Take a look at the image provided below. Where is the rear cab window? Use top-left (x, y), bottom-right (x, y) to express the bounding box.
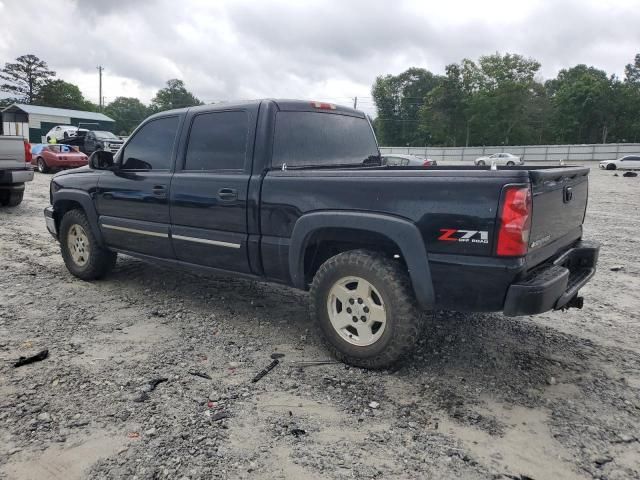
top-left (183, 111), bottom-right (249, 171)
top-left (272, 111), bottom-right (378, 168)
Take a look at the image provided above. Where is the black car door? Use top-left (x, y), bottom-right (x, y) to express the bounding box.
top-left (96, 115), bottom-right (181, 258)
top-left (170, 108), bottom-right (256, 273)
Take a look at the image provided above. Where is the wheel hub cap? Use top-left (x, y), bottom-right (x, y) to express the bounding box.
top-left (327, 276), bottom-right (387, 346)
top-left (67, 224), bottom-right (89, 267)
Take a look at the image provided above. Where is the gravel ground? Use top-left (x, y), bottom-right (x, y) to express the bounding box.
top-left (1, 167), bottom-right (639, 480)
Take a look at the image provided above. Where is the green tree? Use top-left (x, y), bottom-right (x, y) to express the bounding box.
top-left (150, 79), bottom-right (202, 112)
top-left (372, 68), bottom-right (441, 146)
top-left (105, 97), bottom-right (149, 135)
top-left (624, 53), bottom-right (640, 84)
top-left (546, 65), bottom-right (615, 143)
top-left (35, 79), bottom-right (96, 110)
top-left (0, 54), bottom-right (55, 104)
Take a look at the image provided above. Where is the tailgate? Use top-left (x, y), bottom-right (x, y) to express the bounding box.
top-left (526, 167), bottom-right (589, 266)
top-left (0, 136), bottom-right (27, 169)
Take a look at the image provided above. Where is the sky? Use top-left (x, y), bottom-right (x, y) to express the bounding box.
top-left (0, 0), bottom-right (639, 117)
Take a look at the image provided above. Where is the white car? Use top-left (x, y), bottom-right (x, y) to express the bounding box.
top-left (599, 155), bottom-right (640, 170)
top-left (381, 154), bottom-right (437, 167)
top-left (474, 153), bottom-right (523, 166)
top-left (44, 125), bottom-right (79, 142)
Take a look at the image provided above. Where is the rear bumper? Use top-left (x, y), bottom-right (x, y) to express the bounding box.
top-left (0, 168), bottom-right (34, 185)
top-left (503, 240), bottom-right (599, 316)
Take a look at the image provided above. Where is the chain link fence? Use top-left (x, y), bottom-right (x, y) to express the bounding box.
top-left (380, 143), bottom-right (640, 163)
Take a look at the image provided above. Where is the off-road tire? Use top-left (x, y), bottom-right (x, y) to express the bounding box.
top-left (60, 209), bottom-right (117, 280)
top-left (310, 249), bottom-right (422, 369)
top-left (0, 189), bottom-right (24, 206)
top-left (37, 157), bottom-right (49, 173)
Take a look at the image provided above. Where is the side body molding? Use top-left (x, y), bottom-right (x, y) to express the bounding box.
top-left (53, 189), bottom-right (104, 246)
top-left (288, 211), bottom-right (435, 308)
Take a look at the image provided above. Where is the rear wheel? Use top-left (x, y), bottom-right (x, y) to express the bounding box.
top-left (0, 189), bottom-right (24, 207)
top-left (60, 209), bottom-right (117, 280)
top-left (476, 160), bottom-right (485, 166)
top-left (37, 157), bottom-right (49, 173)
top-left (606, 163), bottom-right (616, 170)
top-left (310, 250), bottom-right (422, 369)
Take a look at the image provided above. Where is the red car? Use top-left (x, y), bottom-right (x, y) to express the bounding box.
top-left (31, 144), bottom-right (89, 173)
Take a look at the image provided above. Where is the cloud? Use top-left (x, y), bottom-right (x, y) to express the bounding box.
top-left (0, 0), bottom-right (638, 117)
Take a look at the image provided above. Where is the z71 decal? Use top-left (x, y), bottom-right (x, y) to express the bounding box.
top-left (438, 229), bottom-right (489, 244)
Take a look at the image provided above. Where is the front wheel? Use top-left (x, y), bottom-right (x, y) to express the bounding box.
top-left (506, 161), bottom-right (515, 166)
top-left (60, 209), bottom-right (117, 280)
top-left (606, 163), bottom-right (616, 170)
top-left (476, 160), bottom-right (485, 166)
top-left (310, 250), bottom-right (422, 369)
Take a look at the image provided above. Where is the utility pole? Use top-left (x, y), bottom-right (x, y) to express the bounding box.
top-left (353, 96), bottom-right (358, 109)
top-left (97, 66), bottom-right (104, 110)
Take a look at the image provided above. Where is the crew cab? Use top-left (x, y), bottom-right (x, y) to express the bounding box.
top-left (43, 100), bottom-right (600, 368)
top-left (0, 135), bottom-right (33, 206)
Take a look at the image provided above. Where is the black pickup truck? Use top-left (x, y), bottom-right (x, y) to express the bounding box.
top-left (43, 100), bottom-right (599, 368)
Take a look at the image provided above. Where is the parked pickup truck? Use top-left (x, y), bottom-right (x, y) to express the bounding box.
top-left (43, 100), bottom-right (600, 368)
top-left (63, 129), bottom-right (124, 155)
top-left (0, 135), bottom-right (33, 206)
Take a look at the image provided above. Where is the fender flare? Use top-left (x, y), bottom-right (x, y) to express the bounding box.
top-left (288, 211), bottom-right (434, 308)
top-left (53, 189), bottom-right (104, 246)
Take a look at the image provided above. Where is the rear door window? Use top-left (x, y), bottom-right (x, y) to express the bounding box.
top-left (183, 111), bottom-right (248, 171)
top-left (121, 116), bottom-right (179, 171)
top-left (272, 112), bottom-right (378, 167)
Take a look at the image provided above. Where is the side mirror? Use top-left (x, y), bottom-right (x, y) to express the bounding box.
top-left (89, 150), bottom-right (115, 170)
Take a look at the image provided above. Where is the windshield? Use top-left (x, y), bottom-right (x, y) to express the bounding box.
top-left (94, 131), bottom-right (118, 140)
top-left (272, 112), bottom-right (378, 167)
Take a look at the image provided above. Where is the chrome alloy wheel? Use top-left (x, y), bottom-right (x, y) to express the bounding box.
top-left (327, 276), bottom-right (387, 346)
top-left (67, 224), bottom-right (90, 267)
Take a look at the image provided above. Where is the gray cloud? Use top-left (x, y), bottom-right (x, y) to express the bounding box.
top-left (1, 0), bottom-right (638, 117)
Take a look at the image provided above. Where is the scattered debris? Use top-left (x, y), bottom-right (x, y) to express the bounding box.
top-left (143, 377), bottom-right (168, 392)
top-left (132, 377), bottom-right (168, 402)
top-left (127, 432), bottom-right (140, 439)
top-left (369, 401), bottom-right (380, 409)
top-left (594, 454), bottom-right (613, 467)
top-left (290, 428), bottom-right (306, 437)
top-left (623, 171), bottom-right (638, 177)
top-left (610, 265), bottom-right (624, 272)
top-left (211, 411), bottom-right (230, 422)
top-left (14, 349), bottom-right (49, 368)
top-left (612, 433), bottom-right (636, 444)
top-left (188, 369), bottom-right (212, 380)
top-left (251, 359), bottom-right (280, 383)
top-left (290, 360), bottom-right (340, 368)
top-left (270, 352), bottom-right (286, 360)
top-left (547, 376), bottom-right (557, 385)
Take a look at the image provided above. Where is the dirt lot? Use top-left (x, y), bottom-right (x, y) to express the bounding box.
top-left (1, 168), bottom-right (639, 480)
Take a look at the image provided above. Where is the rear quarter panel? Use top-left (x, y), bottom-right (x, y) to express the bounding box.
top-left (259, 169), bottom-right (530, 285)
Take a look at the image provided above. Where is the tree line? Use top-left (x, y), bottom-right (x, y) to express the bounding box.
top-left (372, 52), bottom-right (640, 146)
top-left (0, 54), bottom-right (203, 135)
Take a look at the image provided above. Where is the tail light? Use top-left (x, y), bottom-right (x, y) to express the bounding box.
top-left (496, 185), bottom-right (532, 256)
top-left (311, 101), bottom-right (336, 110)
top-left (423, 159), bottom-right (432, 167)
top-left (23, 139), bottom-right (32, 163)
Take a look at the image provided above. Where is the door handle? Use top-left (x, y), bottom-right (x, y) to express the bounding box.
top-left (218, 188), bottom-right (237, 201)
top-left (152, 185), bottom-right (167, 197)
